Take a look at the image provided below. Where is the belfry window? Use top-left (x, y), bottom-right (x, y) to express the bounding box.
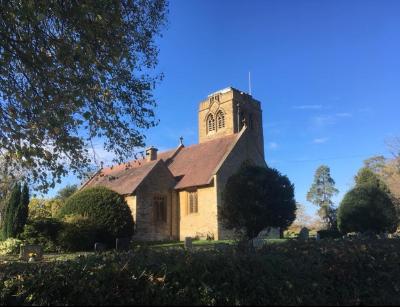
top-left (207, 114), bottom-right (215, 133)
top-left (217, 111), bottom-right (225, 129)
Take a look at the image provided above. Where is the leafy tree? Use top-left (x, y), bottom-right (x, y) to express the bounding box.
top-left (363, 155), bottom-right (387, 174)
top-left (2, 184), bottom-right (21, 239)
top-left (28, 198), bottom-right (63, 220)
top-left (0, 1), bottom-right (168, 192)
top-left (55, 184), bottom-right (78, 201)
top-left (337, 185), bottom-right (397, 234)
top-left (220, 165), bottom-right (296, 239)
top-left (14, 183), bottom-right (30, 235)
top-left (355, 167), bottom-right (389, 191)
top-left (307, 165), bottom-right (339, 230)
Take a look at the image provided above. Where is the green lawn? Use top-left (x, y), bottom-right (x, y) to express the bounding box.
top-left (135, 238), bottom-right (288, 249)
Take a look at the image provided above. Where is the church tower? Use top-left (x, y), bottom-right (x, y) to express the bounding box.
top-left (198, 87), bottom-right (264, 158)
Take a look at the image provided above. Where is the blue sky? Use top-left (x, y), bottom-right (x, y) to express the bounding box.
top-left (46, 0), bottom-right (400, 217)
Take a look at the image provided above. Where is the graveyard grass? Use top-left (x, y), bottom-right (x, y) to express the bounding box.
top-left (2, 238), bottom-right (400, 305)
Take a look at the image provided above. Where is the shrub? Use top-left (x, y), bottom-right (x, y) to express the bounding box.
top-left (57, 220), bottom-right (99, 252)
top-left (58, 187), bottom-right (134, 247)
top-left (20, 218), bottom-right (64, 252)
top-left (317, 229), bottom-right (342, 239)
top-left (221, 164), bottom-right (296, 239)
top-left (2, 240), bottom-right (400, 305)
top-left (338, 185), bottom-right (397, 234)
top-left (0, 238), bottom-right (23, 255)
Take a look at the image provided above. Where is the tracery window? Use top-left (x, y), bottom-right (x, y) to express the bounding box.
top-left (207, 114), bottom-right (215, 133)
top-left (216, 111), bottom-right (225, 129)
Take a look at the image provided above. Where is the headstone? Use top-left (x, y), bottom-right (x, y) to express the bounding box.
top-left (116, 238), bottom-right (131, 251)
top-left (94, 242), bottom-right (107, 253)
top-left (184, 237), bottom-right (192, 250)
top-left (258, 227), bottom-right (281, 239)
top-left (19, 245), bottom-right (43, 261)
top-left (214, 243), bottom-right (230, 252)
top-left (316, 232), bottom-right (320, 241)
top-left (252, 238), bottom-right (265, 250)
top-left (298, 227), bottom-right (309, 241)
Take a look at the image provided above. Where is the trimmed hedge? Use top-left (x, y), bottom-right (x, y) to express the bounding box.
top-left (58, 187), bottom-right (134, 247)
top-left (2, 239), bottom-right (400, 305)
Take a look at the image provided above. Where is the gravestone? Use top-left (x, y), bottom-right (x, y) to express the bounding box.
top-left (315, 232), bottom-right (321, 241)
top-left (298, 227), bottom-right (309, 241)
top-left (19, 245), bottom-right (43, 261)
top-left (116, 238), bottom-right (131, 251)
top-left (94, 242), bottom-right (107, 253)
top-left (184, 237), bottom-right (192, 250)
top-left (258, 227), bottom-right (281, 239)
top-left (252, 238), bottom-right (265, 250)
top-left (214, 243), bottom-right (230, 252)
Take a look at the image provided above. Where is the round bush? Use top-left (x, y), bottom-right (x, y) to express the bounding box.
top-left (337, 185), bottom-right (397, 234)
top-left (20, 218), bottom-right (64, 252)
top-left (58, 187), bottom-right (134, 247)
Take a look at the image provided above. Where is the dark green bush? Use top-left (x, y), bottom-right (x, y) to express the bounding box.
top-left (58, 187), bottom-right (134, 247)
top-left (317, 229), bottom-right (342, 239)
top-left (20, 218), bottom-right (64, 252)
top-left (57, 221), bottom-right (99, 252)
top-left (2, 240), bottom-right (400, 305)
top-left (338, 185), bottom-right (397, 234)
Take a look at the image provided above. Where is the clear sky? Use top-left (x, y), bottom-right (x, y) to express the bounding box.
top-left (46, 0), bottom-right (400, 217)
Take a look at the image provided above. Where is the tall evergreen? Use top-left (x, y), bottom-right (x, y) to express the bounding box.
top-left (307, 165), bottom-right (339, 229)
top-left (15, 183), bottom-right (29, 235)
top-left (3, 183), bottom-right (21, 238)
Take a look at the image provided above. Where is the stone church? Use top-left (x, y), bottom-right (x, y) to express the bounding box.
top-left (82, 87), bottom-right (267, 241)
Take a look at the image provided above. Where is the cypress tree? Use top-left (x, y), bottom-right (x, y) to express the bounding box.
top-left (15, 183), bottom-right (29, 235)
top-left (4, 183), bottom-right (21, 238)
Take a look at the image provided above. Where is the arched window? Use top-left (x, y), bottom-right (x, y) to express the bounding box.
top-left (207, 114), bottom-right (215, 133)
top-left (216, 111), bottom-right (225, 129)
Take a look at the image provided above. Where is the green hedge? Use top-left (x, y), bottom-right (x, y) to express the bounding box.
top-left (2, 239), bottom-right (400, 305)
top-left (20, 219), bottom-right (63, 252)
top-left (58, 187), bottom-right (134, 247)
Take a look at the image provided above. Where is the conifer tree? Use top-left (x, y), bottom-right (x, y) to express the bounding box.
top-left (3, 183), bottom-right (21, 238)
top-left (307, 165), bottom-right (339, 229)
top-left (15, 183), bottom-right (29, 235)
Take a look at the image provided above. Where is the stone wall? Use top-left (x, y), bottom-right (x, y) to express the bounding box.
top-left (132, 162), bottom-right (178, 241)
top-left (215, 129), bottom-right (267, 239)
top-left (198, 88), bottom-right (264, 156)
top-left (179, 183), bottom-right (219, 240)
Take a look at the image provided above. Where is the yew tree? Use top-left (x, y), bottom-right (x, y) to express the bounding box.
top-left (0, 0), bottom-right (168, 191)
top-left (220, 165), bottom-right (296, 239)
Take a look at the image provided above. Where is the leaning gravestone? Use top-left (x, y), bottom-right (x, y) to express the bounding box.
top-left (298, 227), bottom-right (309, 241)
top-left (20, 245), bottom-right (43, 261)
top-left (94, 242), bottom-right (107, 253)
top-left (184, 237), bottom-right (193, 250)
top-left (116, 238), bottom-right (131, 251)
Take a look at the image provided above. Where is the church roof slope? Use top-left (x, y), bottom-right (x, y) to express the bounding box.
top-left (169, 133), bottom-right (239, 189)
top-left (82, 132), bottom-right (241, 193)
top-left (83, 159), bottom-right (163, 195)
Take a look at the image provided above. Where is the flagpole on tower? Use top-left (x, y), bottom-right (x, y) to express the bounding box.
top-left (248, 71), bottom-right (252, 96)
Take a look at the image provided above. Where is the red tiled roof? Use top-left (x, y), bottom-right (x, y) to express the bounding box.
top-left (168, 134), bottom-right (238, 189)
top-left (83, 159), bottom-right (161, 195)
top-left (82, 133), bottom-right (240, 194)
